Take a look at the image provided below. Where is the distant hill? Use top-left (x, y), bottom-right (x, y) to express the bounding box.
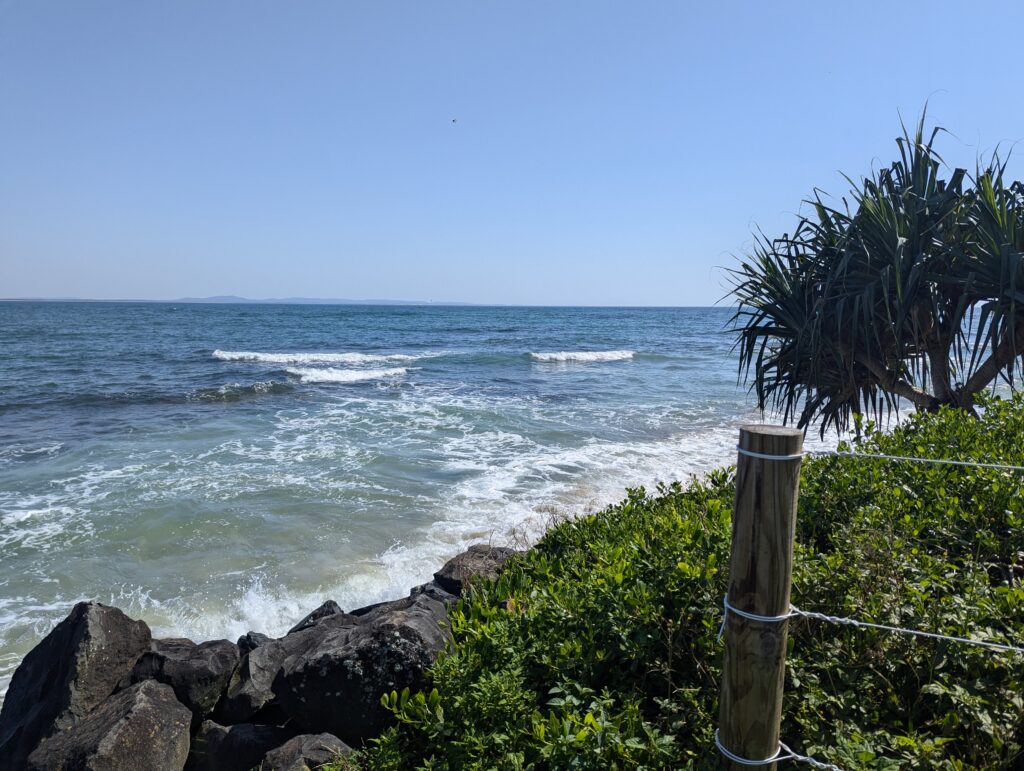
top-left (1, 296), bottom-right (475, 306)
top-left (174, 296), bottom-right (474, 305)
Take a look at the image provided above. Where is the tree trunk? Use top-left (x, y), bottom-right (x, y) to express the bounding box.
top-left (961, 324), bottom-right (1024, 403)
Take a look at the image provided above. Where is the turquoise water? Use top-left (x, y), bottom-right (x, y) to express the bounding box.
top-left (0, 302), bottom-right (794, 698)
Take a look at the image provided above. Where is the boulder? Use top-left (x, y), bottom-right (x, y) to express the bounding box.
top-left (26, 680), bottom-right (190, 771)
top-left (130, 637), bottom-right (239, 725)
top-left (0, 602), bottom-right (152, 769)
top-left (286, 600), bottom-right (351, 635)
top-left (237, 631), bottom-right (271, 656)
top-left (186, 720), bottom-right (295, 771)
top-left (262, 733), bottom-right (351, 770)
top-left (347, 597), bottom-right (401, 618)
top-left (410, 580), bottom-right (459, 606)
top-left (276, 593), bottom-right (450, 745)
top-left (432, 544), bottom-right (521, 596)
top-left (216, 614), bottom-right (358, 725)
top-left (347, 582), bottom-right (457, 623)
top-left (347, 593), bottom-right (416, 620)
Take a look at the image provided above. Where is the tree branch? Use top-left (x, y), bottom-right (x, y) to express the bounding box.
top-left (835, 342), bottom-right (939, 410)
top-left (961, 325), bottom-right (1024, 400)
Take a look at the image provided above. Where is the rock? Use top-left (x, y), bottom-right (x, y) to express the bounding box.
top-left (347, 597), bottom-right (400, 618)
top-left (410, 580), bottom-right (459, 606)
top-left (432, 544), bottom-right (521, 596)
top-left (237, 631), bottom-right (271, 656)
top-left (0, 601), bottom-right (152, 769)
top-left (262, 733), bottom-right (351, 770)
top-left (276, 593), bottom-right (450, 745)
top-left (186, 720), bottom-right (295, 771)
top-left (287, 600), bottom-right (349, 635)
top-left (348, 582), bottom-right (456, 620)
top-left (347, 593), bottom-right (416, 620)
top-left (216, 615), bottom-right (358, 725)
top-left (26, 680), bottom-right (190, 771)
top-left (130, 637), bottom-right (239, 725)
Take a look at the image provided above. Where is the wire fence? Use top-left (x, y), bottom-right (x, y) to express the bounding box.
top-left (716, 446), bottom-right (1024, 769)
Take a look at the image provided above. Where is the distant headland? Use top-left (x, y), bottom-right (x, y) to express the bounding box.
top-left (0, 296), bottom-right (477, 306)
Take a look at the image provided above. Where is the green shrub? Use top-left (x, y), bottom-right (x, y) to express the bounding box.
top-left (334, 394), bottom-right (1024, 770)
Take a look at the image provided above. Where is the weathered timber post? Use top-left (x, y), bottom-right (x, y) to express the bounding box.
top-left (718, 425), bottom-right (803, 769)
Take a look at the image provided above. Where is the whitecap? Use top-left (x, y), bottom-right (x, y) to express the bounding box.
top-left (285, 367), bottom-right (408, 384)
top-left (530, 350), bottom-right (635, 363)
top-left (213, 350), bottom-right (426, 365)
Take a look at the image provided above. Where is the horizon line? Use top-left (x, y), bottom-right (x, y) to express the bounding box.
top-left (0, 296), bottom-right (726, 309)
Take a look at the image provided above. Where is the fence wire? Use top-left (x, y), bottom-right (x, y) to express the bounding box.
top-left (719, 444), bottom-right (1023, 767)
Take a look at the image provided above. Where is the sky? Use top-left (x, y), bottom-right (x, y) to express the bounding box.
top-left (2, 1), bottom-right (1024, 306)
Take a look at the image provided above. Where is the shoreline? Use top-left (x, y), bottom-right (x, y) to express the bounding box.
top-left (0, 543), bottom-right (522, 769)
top-left (0, 422), bottom-right (841, 704)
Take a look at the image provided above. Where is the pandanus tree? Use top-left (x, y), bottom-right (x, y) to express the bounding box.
top-left (730, 113), bottom-right (1024, 435)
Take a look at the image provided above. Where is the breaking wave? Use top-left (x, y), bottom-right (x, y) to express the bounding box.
top-left (530, 350), bottom-right (635, 363)
top-left (213, 350), bottom-right (428, 365)
top-left (285, 367), bottom-right (408, 384)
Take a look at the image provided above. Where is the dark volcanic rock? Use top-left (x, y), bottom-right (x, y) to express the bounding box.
top-left (237, 631), bottom-right (271, 656)
top-left (216, 615), bottom-right (359, 725)
top-left (348, 582), bottom-right (456, 620)
top-left (0, 601), bottom-right (152, 769)
top-left (130, 637), bottom-right (239, 725)
top-left (287, 600), bottom-right (349, 635)
top-left (410, 580), bottom-right (459, 606)
top-left (262, 732), bottom-right (351, 770)
top-left (347, 597), bottom-right (399, 618)
top-left (276, 593), bottom-right (450, 745)
top-left (432, 544), bottom-right (521, 596)
top-left (186, 720), bottom-right (295, 771)
top-left (347, 593), bottom-right (416, 620)
top-left (26, 680), bottom-right (190, 771)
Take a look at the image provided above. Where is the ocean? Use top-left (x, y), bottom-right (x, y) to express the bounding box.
top-left (0, 302), bottom-right (812, 699)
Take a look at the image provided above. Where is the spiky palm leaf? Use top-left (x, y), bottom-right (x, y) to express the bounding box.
top-left (729, 112), bottom-right (1024, 435)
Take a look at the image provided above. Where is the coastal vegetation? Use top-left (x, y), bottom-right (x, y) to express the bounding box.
top-left (730, 113), bottom-right (1024, 435)
top-left (342, 393), bottom-right (1024, 769)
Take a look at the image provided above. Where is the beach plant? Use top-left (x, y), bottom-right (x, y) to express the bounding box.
top-left (327, 393), bottom-right (1024, 770)
top-left (729, 111), bottom-right (1024, 435)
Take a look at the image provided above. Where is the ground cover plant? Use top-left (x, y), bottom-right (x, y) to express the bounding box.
top-left (330, 393), bottom-right (1024, 770)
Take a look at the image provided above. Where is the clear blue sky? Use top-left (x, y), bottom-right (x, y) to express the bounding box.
top-left (2, 1), bottom-right (1023, 305)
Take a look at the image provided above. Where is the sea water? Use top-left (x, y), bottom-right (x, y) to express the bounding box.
top-left (0, 302), bottom-right (809, 699)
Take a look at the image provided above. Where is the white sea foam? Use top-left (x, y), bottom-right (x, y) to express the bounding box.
top-left (285, 367), bottom-right (408, 384)
top-left (213, 350), bottom-right (428, 365)
top-left (530, 350), bottom-right (635, 363)
top-left (0, 400), bottom-right (841, 703)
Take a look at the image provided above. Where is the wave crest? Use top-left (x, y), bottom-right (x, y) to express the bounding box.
top-left (530, 350), bottom-right (635, 363)
top-left (188, 381), bottom-right (292, 402)
top-left (213, 350), bottom-right (422, 365)
top-left (285, 367), bottom-right (408, 384)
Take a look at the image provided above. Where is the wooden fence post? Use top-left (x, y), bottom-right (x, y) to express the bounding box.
top-left (718, 425), bottom-right (804, 769)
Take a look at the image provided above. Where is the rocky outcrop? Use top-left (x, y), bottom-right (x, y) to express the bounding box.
top-left (26, 680), bottom-right (190, 771)
top-left (432, 544), bottom-right (521, 595)
top-left (348, 582), bottom-right (456, 621)
top-left (262, 733), bottom-right (351, 771)
top-left (0, 601), bottom-right (152, 769)
top-left (237, 631), bottom-right (271, 656)
top-left (186, 720), bottom-right (295, 771)
top-left (0, 543), bottom-right (512, 766)
top-left (129, 637), bottom-right (239, 726)
top-left (287, 600), bottom-right (352, 634)
top-left (410, 580), bottom-right (460, 605)
top-left (276, 593), bottom-right (450, 745)
top-left (215, 613), bottom-right (358, 725)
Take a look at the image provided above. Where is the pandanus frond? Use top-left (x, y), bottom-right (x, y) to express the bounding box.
top-left (729, 111), bottom-right (1024, 435)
